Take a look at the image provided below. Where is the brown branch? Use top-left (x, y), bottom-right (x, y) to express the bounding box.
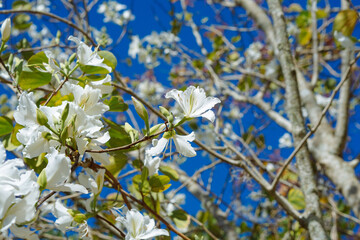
top-left (0, 9), bottom-right (96, 46)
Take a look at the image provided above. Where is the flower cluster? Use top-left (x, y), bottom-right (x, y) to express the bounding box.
top-left (97, 0), bottom-right (134, 26)
top-left (129, 32), bottom-right (180, 68)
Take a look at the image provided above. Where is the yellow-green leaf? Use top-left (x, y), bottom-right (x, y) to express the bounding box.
top-left (288, 188), bottom-right (305, 210)
top-left (149, 175), bottom-right (171, 192)
top-left (159, 166), bottom-right (179, 181)
top-left (0, 116), bottom-right (13, 136)
top-left (27, 51), bottom-right (48, 72)
top-left (104, 96), bottom-right (128, 112)
top-left (298, 27), bottom-right (312, 45)
top-left (18, 71), bottom-right (52, 90)
top-left (171, 210), bottom-right (190, 230)
top-left (333, 10), bottom-right (358, 36)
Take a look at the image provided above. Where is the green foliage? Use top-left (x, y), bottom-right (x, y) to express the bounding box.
top-left (104, 96), bottom-right (128, 112)
top-left (106, 152), bottom-right (128, 178)
top-left (159, 166), bottom-right (179, 181)
top-left (0, 116), bottom-right (13, 136)
top-left (170, 209), bottom-right (190, 230)
top-left (333, 10), bottom-right (358, 36)
top-left (149, 175), bottom-right (171, 192)
top-left (18, 71), bottom-right (52, 90)
top-left (287, 188), bottom-right (305, 211)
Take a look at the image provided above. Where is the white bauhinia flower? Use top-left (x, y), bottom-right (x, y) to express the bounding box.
top-left (42, 50), bottom-right (61, 75)
top-left (0, 144), bottom-right (39, 235)
top-left (68, 36), bottom-right (112, 72)
top-left (62, 83), bottom-right (109, 116)
top-left (334, 31), bottom-right (355, 49)
top-left (88, 74), bottom-right (113, 95)
top-left (43, 148), bottom-right (88, 193)
top-left (129, 35), bottom-right (141, 58)
top-left (78, 168), bottom-right (105, 210)
top-left (116, 209), bottom-right (169, 240)
top-left (148, 131), bottom-right (196, 157)
top-left (53, 200), bottom-right (74, 233)
top-left (165, 86), bottom-right (221, 123)
top-left (279, 133), bottom-right (293, 148)
top-left (143, 152), bottom-right (161, 176)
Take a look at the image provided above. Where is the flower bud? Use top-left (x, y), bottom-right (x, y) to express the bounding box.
top-left (1, 18), bottom-right (11, 42)
top-left (159, 106), bottom-right (170, 118)
top-left (36, 108), bottom-right (49, 126)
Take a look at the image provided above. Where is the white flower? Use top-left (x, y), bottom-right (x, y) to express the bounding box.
top-left (279, 133), bottom-right (293, 148)
top-left (1, 18), bottom-right (11, 42)
top-left (116, 209), bottom-right (169, 240)
top-left (88, 74), bottom-right (113, 95)
top-left (78, 168), bottom-right (105, 211)
top-left (245, 42), bottom-right (263, 63)
top-left (148, 131), bottom-right (196, 157)
top-left (42, 50), bottom-right (61, 75)
top-left (165, 86), bottom-right (221, 122)
top-left (53, 200), bottom-right (74, 233)
top-left (143, 152), bottom-right (161, 176)
top-left (68, 36), bottom-right (112, 72)
top-left (43, 148), bottom-right (88, 193)
top-left (62, 83), bottom-right (109, 116)
top-left (0, 146), bottom-right (39, 234)
top-left (129, 35), bottom-right (141, 59)
top-left (334, 31), bottom-right (355, 49)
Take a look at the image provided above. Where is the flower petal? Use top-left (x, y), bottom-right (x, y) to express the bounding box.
top-left (173, 132), bottom-right (196, 157)
top-left (148, 138), bottom-right (168, 156)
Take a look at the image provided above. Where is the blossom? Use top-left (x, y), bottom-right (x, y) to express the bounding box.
top-left (78, 168), bottom-right (105, 211)
top-left (129, 35), bottom-right (141, 58)
top-left (0, 144), bottom-right (39, 236)
top-left (165, 86), bottom-right (221, 122)
top-left (43, 148), bottom-right (88, 193)
top-left (245, 42), bottom-right (263, 63)
top-left (42, 50), bottom-right (61, 75)
top-left (334, 31), bottom-right (355, 49)
top-left (279, 133), bottom-right (293, 148)
top-left (88, 74), bottom-right (113, 95)
top-left (68, 36), bottom-right (112, 72)
top-left (148, 131), bottom-right (196, 157)
top-left (143, 152), bottom-right (161, 176)
top-left (116, 209), bottom-right (169, 240)
top-left (52, 200), bottom-right (75, 233)
top-left (1, 18), bottom-right (11, 42)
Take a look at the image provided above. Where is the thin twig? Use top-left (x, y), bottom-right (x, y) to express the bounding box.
top-left (0, 9), bottom-right (95, 46)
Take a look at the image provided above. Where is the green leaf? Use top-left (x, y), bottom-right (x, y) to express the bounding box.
top-left (12, 0), bottom-right (32, 10)
top-left (171, 210), bottom-right (190, 230)
top-left (0, 116), bottom-right (13, 136)
top-left (288, 188), bottom-right (305, 210)
top-left (298, 27), bottom-right (312, 46)
top-left (149, 175), bottom-right (171, 192)
top-left (104, 96), bottom-right (128, 112)
top-left (296, 11), bottom-right (311, 28)
top-left (27, 51), bottom-right (48, 72)
top-left (159, 166), bottom-right (179, 181)
top-left (333, 10), bottom-right (358, 36)
top-left (24, 153), bottom-right (48, 174)
top-left (79, 51), bottom-right (117, 74)
top-left (18, 71), bottom-right (52, 90)
top-left (105, 152), bottom-right (128, 178)
top-left (103, 118), bottom-right (133, 149)
top-left (316, 9), bottom-right (328, 19)
top-left (99, 51), bottom-right (117, 70)
top-left (13, 14), bottom-right (32, 30)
